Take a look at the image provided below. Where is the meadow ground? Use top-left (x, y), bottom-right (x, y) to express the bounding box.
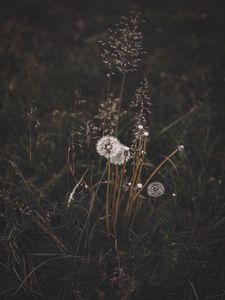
top-left (0, 0), bottom-right (225, 299)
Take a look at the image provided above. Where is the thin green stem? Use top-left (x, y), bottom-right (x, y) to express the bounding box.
top-left (115, 73), bottom-right (126, 135)
top-left (103, 75), bottom-right (112, 135)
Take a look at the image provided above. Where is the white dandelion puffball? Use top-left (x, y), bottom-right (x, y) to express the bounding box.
top-left (96, 135), bottom-right (122, 159)
top-left (147, 181), bottom-right (165, 198)
top-left (109, 144), bottom-right (131, 165)
top-left (137, 183), bottom-right (143, 189)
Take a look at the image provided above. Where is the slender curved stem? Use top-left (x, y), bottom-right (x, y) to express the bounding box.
top-left (126, 148), bottom-right (179, 222)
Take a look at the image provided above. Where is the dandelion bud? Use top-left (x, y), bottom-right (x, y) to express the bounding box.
top-left (137, 183), bottom-right (142, 189)
top-left (178, 145), bottom-right (184, 152)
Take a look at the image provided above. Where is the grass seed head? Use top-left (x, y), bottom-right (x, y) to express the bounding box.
top-left (100, 12), bottom-right (144, 73)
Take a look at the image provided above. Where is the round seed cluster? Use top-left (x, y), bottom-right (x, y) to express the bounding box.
top-left (96, 136), bottom-right (122, 159)
top-left (96, 135), bottom-right (130, 165)
top-left (147, 181), bottom-right (165, 198)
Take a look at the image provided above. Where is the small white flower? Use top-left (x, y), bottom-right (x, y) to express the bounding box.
top-left (138, 125), bottom-right (143, 130)
top-left (110, 144), bottom-right (131, 165)
top-left (143, 131), bottom-right (149, 137)
top-left (172, 193), bottom-right (176, 197)
top-left (137, 183), bottom-right (142, 189)
top-left (96, 135), bottom-right (122, 159)
top-left (177, 145), bottom-right (184, 152)
top-left (147, 181), bottom-right (165, 198)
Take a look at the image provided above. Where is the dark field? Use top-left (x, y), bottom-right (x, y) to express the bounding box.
top-left (0, 0), bottom-right (225, 299)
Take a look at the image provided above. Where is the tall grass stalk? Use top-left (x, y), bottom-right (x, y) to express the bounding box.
top-left (115, 73), bottom-right (126, 135)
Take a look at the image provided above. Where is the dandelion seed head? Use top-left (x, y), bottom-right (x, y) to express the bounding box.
top-left (110, 144), bottom-right (131, 165)
top-left (137, 183), bottom-right (142, 188)
top-left (138, 125), bottom-right (143, 130)
top-left (172, 193), bottom-right (176, 197)
top-left (96, 135), bottom-right (122, 159)
top-left (143, 131), bottom-right (149, 137)
top-left (147, 181), bottom-right (165, 198)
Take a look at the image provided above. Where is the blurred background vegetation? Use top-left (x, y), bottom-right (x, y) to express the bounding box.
top-left (0, 0), bottom-right (225, 299)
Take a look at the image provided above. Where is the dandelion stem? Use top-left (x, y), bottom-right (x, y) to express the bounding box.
top-left (106, 160), bottom-right (111, 233)
top-left (112, 165), bottom-right (119, 222)
top-left (114, 161), bottom-right (126, 225)
top-left (113, 229), bottom-right (121, 270)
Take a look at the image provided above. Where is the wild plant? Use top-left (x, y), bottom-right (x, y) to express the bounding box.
top-left (68, 12), bottom-right (185, 237)
top-left (99, 11), bottom-right (145, 134)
